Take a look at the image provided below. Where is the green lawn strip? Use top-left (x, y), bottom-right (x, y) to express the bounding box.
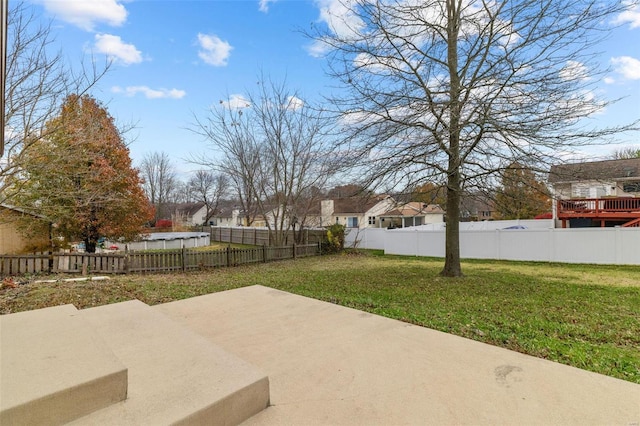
top-left (1, 252), bottom-right (638, 383)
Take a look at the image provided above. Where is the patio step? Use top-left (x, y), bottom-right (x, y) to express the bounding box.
top-left (71, 299), bottom-right (270, 425)
top-left (0, 305), bottom-right (128, 426)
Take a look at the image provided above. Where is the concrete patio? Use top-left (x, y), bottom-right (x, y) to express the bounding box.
top-left (158, 285), bottom-right (640, 425)
top-left (2, 284), bottom-right (639, 425)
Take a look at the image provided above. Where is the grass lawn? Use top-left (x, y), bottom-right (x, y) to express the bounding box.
top-left (1, 251), bottom-right (639, 384)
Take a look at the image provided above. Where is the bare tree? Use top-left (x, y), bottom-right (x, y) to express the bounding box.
top-left (311, 0), bottom-right (638, 276)
top-left (171, 180), bottom-right (193, 204)
top-left (139, 151), bottom-right (178, 223)
top-left (187, 169), bottom-right (228, 225)
top-left (1, 1), bottom-right (109, 204)
top-left (192, 101), bottom-right (261, 227)
top-left (611, 147), bottom-right (640, 159)
top-left (192, 78), bottom-right (338, 245)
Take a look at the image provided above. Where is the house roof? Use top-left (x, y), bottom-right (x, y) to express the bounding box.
top-left (0, 204), bottom-right (48, 220)
top-left (174, 202), bottom-right (206, 216)
top-left (459, 193), bottom-right (495, 215)
top-left (210, 200), bottom-right (242, 219)
top-left (548, 158), bottom-right (640, 183)
top-left (331, 195), bottom-right (390, 214)
top-left (157, 203), bottom-right (207, 221)
top-left (382, 202), bottom-right (444, 217)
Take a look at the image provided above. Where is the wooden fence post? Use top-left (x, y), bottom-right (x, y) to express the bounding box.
top-left (226, 245), bottom-right (231, 267)
top-left (262, 244), bottom-right (267, 263)
top-left (182, 246), bottom-right (187, 272)
top-left (293, 243), bottom-right (296, 259)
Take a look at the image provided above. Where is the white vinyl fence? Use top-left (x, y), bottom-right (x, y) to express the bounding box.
top-left (346, 220), bottom-right (640, 265)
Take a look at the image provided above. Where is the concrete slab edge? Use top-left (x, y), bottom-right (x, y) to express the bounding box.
top-left (0, 369), bottom-right (128, 426)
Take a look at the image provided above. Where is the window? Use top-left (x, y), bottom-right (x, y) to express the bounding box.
top-left (623, 181), bottom-right (640, 193)
top-left (347, 217), bottom-right (359, 228)
top-left (368, 216), bottom-right (376, 225)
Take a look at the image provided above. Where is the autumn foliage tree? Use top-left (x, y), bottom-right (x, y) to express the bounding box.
top-left (8, 94), bottom-right (154, 252)
top-left (494, 163), bottom-right (550, 220)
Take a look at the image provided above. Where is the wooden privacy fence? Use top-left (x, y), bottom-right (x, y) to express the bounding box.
top-left (0, 254), bottom-right (51, 276)
top-left (0, 244), bottom-right (321, 276)
top-left (208, 227), bottom-right (326, 246)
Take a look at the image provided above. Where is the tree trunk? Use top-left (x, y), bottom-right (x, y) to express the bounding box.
top-left (441, 0), bottom-right (463, 277)
top-left (84, 237), bottom-right (97, 253)
top-left (441, 172), bottom-right (462, 277)
top-left (84, 208), bottom-right (99, 253)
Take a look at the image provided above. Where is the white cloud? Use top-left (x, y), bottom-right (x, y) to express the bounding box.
top-left (559, 60), bottom-right (590, 81)
top-left (615, 1), bottom-right (640, 29)
top-left (604, 76), bottom-right (616, 84)
top-left (611, 56), bottom-right (640, 80)
top-left (308, 0), bottom-right (365, 57)
top-left (308, 0), bottom-right (521, 59)
top-left (37, 0), bottom-right (127, 31)
top-left (94, 34), bottom-right (142, 65)
top-left (112, 86), bottom-right (186, 99)
top-left (197, 33), bottom-right (233, 67)
top-left (4, 126), bottom-right (21, 142)
top-left (286, 96), bottom-right (305, 110)
top-left (259, 0), bottom-right (277, 13)
top-left (219, 94), bottom-right (251, 109)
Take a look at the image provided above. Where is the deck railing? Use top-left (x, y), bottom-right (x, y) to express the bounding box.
top-left (557, 197), bottom-right (640, 214)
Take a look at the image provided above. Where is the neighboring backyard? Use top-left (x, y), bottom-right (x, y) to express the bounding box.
top-left (1, 251), bottom-right (639, 384)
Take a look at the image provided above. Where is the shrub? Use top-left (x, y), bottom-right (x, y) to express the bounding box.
top-left (324, 224), bottom-right (345, 254)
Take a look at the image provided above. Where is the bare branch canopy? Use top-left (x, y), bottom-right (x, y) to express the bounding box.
top-left (311, 0), bottom-right (639, 276)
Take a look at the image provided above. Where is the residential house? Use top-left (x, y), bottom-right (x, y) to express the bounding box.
top-left (379, 202), bottom-right (445, 228)
top-left (321, 195), bottom-right (396, 228)
top-left (263, 201), bottom-right (323, 230)
top-left (171, 202), bottom-right (210, 227)
top-left (460, 193), bottom-right (497, 221)
top-left (155, 202), bottom-right (213, 227)
top-left (0, 205), bottom-right (51, 254)
top-left (549, 158), bottom-right (640, 227)
top-left (209, 201), bottom-right (251, 227)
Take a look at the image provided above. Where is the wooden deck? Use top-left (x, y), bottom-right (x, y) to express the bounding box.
top-left (557, 197), bottom-right (640, 227)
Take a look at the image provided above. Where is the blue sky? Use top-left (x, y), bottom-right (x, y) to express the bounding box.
top-left (18, 0), bottom-right (640, 175)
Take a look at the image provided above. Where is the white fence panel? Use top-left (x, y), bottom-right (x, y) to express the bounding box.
top-left (417, 231), bottom-right (445, 257)
top-left (345, 228), bottom-right (387, 249)
top-left (498, 229), bottom-right (552, 262)
top-left (620, 229), bottom-right (640, 264)
top-left (460, 231), bottom-right (498, 259)
top-left (386, 230), bottom-right (416, 255)
top-left (364, 225), bottom-right (640, 265)
top-left (552, 229), bottom-right (616, 264)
